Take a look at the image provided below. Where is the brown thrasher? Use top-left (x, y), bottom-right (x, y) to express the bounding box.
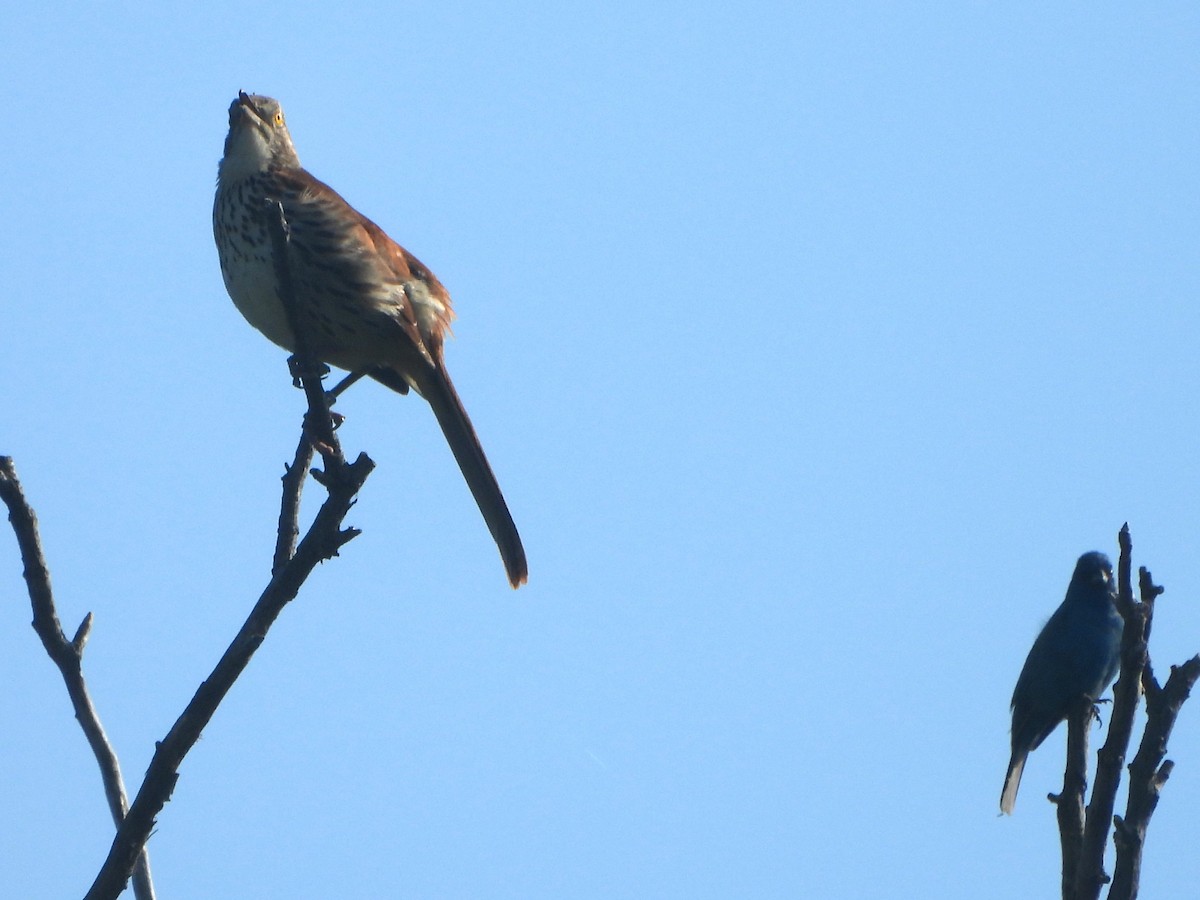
top-left (213, 92), bottom-right (527, 588)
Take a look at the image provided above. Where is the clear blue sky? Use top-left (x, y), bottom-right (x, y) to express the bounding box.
top-left (3, 3), bottom-right (1199, 897)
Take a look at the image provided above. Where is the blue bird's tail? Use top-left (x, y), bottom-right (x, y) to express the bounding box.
top-left (1001, 749), bottom-right (1027, 814)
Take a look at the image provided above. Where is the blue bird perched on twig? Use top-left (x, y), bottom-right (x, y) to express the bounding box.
top-left (1001, 551), bottom-right (1124, 815)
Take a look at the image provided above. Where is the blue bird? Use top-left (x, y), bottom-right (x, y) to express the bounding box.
top-left (1001, 551), bottom-right (1123, 814)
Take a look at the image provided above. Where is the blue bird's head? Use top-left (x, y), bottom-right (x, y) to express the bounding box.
top-left (1071, 551), bottom-right (1114, 594)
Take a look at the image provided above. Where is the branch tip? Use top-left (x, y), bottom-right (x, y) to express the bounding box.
top-left (72, 612), bottom-right (94, 653)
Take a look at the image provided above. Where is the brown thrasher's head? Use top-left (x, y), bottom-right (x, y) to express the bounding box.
top-left (218, 92), bottom-right (301, 181)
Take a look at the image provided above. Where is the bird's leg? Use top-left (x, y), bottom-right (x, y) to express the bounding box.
top-left (320, 372), bottom-right (367, 429)
top-left (327, 370), bottom-right (367, 400)
top-left (286, 355), bottom-right (345, 442)
top-left (287, 354), bottom-right (330, 389)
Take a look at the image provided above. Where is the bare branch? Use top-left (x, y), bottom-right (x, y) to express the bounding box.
top-left (274, 435), bottom-right (314, 576)
top-left (1110, 651), bottom-right (1200, 900)
top-left (1053, 695), bottom-right (1094, 898)
top-left (83, 447), bottom-right (371, 899)
top-left (0, 457), bottom-right (157, 900)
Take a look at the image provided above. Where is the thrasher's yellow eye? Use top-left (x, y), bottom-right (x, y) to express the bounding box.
top-left (274, 112), bottom-right (284, 126)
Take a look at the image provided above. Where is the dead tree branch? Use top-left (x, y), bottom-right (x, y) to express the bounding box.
top-left (0, 458), bottom-right (157, 900)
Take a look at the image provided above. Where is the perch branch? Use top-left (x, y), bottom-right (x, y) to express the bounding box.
top-left (82, 200), bottom-right (375, 899)
top-left (1053, 694), bottom-right (1094, 898)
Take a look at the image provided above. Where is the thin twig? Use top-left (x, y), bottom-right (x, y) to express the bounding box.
top-left (0, 457), bottom-right (157, 900)
top-left (274, 435), bottom-right (314, 576)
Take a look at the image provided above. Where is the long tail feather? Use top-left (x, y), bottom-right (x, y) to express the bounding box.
top-left (1000, 750), bottom-right (1027, 815)
top-left (416, 365), bottom-right (528, 588)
